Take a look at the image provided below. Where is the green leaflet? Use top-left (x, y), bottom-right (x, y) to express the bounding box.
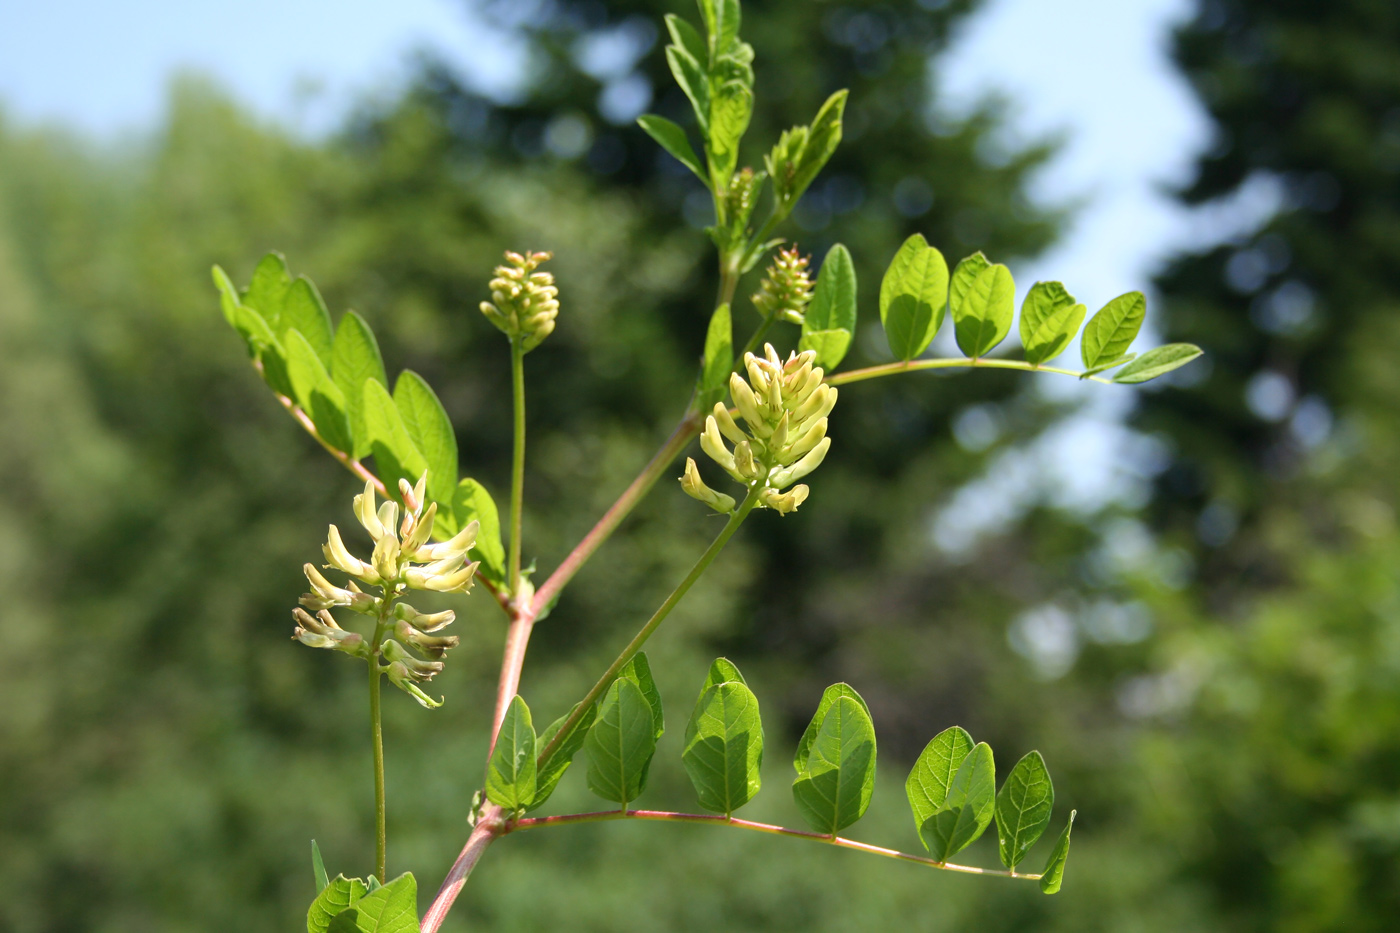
top-left (707, 76), bottom-right (753, 188)
top-left (919, 741), bottom-right (995, 861)
top-left (879, 234), bottom-right (949, 361)
top-left (282, 276), bottom-right (335, 369)
top-left (212, 265), bottom-right (240, 328)
top-left (530, 701), bottom-right (597, 812)
top-left (794, 682), bottom-right (872, 773)
top-left (665, 14), bottom-right (708, 67)
top-left (585, 678), bottom-right (658, 806)
top-left (311, 840), bottom-right (329, 894)
top-left (486, 695), bottom-right (537, 813)
top-left (619, 652), bottom-right (665, 743)
top-left (361, 378), bottom-right (428, 497)
top-left (331, 310), bottom-right (388, 460)
top-left (792, 694), bottom-right (877, 834)
top-left (308, 875), bottom-right (367, 933)
top-left (637, 114), bottom-right (707, 183)
top-left (905, 725), bottom-right (975, 843)
top-left (954, 262), bottom-right (1015, 359)
top-left (800, 243), bottom-right (857, 368)
top-left (948, 252), bottom-right (990, 323)
top-left (285, 329), bottom-right (352, 454)
top-left (325, 873), bottom-right (419, 933)
top-left (666, 45), bottom-right (710, 135)
top-left (791, 90), bottom-right (846, 208)
top-left (393, 371), bottom-right (458, 506)
top-left (703, 657), bottom-right (747, 690)
top-left (698, 302), bottom-right (733, 412)
top-left (449, 478), bottom-right (505, 583)
top-left (1081, 291), bottom-right (1146, 369)
top-left (994, 750), bottom-right (1055, 870)
top-left (682, 669), bottom-right (763, 814)
top-left (1040, 810), bottom-right (1076, 894)
top-left (243, 252), bottom-right (292, 330)
top-left (1020, 281), bottom-right (1085, 366)
top-left (1112, 343), bottom-right (1204, 384)
top-left (698, 0), bottom-right (741, 63)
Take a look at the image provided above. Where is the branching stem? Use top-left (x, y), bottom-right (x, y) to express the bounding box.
top-left (509, 809), bottom-right (1039, 880)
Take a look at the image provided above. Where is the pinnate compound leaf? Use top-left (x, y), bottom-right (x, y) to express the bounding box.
top-left (325, 873), bottom-right (419, 933)
top-left (393, 371), bottom-right (458, 505)
top-left (794, 683), bottom-right (872, 774)
top-left (620, 652), bottom-right (665, 743)
top-left (311, 840), bottom-right (329, 895)
top-left (1040, 810), bottom-right (1076, 894)
top-left (683, 679), bottom-right (763, 814)
top-left (995, 750), bottom-right (1054, 869)
top-left (954, 262), bottom-right (1015, 359)
top-left (308, 875), bottom-right (367, 933)
top-left (879, 234), bottom-right (949, 361)
top-left (243, 251), bottom-right (292, 330)
top-left (1081, 291), bottom-right (1146, 369)
top-left (1112, 343), bottom-right (1203, 384)
top-left (1020, 281), bottom-right (1085, 366)
top-left (704, 657), bottom-right (747, 690)
top-left (449, 478), bottom-right (505, 582)
top-left (801, 243), bottom-right (857, 368)
top-left (332, 310), bottom-right (388, 459)
top-left (585, 678), bottom-right (657, 806)
top-left (486, 695), bottom-right (537, 813)
top-left (919, 741), bottom-right (995, 861)
top-left (530, 701), bottom-right (597, 811)
top-left (362, 378), bottom-right (428, 496)
top-left (792, 694), bottom-right (877, 834)
top-left (906, 725), bottom-right (975, 844)
top-left (949, 252), bottom-right (990, 322)
top-left (282, 276), bottom-right (334, 369)
top-left (637, 114), bottom-right (707, 183)
top-left (698, 302), bottom-right (733, 412)
top-left (286, 329), bottom-right (352, 454)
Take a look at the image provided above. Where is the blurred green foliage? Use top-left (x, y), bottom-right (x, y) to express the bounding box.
top-left (2, 0), bottom-right (1397, 930)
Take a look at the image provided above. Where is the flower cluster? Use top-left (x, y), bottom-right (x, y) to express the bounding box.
top-left (479, 250), bottom-right (560, 351)
top-left (295, 474), bottom-right (478, 707)
top-left (750, 247), bottom-right (814, 325)
top-left (681, 344), bottom-right (836, 515)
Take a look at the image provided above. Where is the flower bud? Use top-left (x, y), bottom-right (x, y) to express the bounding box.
top-left (679, 458), bottom-right (737, 513)
top-left (371, 535), bottom-right (402, 584)
top-left (323, 524), bottom-right (380, 584)
top-left (394, 619), bottom-right (460, 659)
top-left (301, 563), bottom-right (380, 613)
top-left (478, 250), bottom-right (560, 352)
top-left (412, 520), bottom-right (478, 563)
top-left (292, 608), bottom-right (368, 656)
top-left (769, 436), bottom-right (831, 489)
top-left (759, 484), bottom-right (809, 514)
top-left (386, 661), bottom-right (443, 708)
top-left (354, 479), bottom-right (386, 541)
top-left (394, 602), bottom-right (456, 633)
top-left (401, 501), bottom-right (437, 556)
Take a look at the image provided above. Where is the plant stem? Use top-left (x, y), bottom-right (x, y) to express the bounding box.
top-left (531, 415), bottom-right (701, 616)
top-left (739, 313), bottom-right (776, 359)
top-left (368, 614), bottom-right (390, 883)
top-left (826, 357), bottom-right (1115, 387)
top-left (536, 490), bottom-right (761, 766)
top-left (508, 337), bottom-right (527, 595)
top-left (421, 810), bottom-right (503, 933)
top-left (509, 809), bottom-right (1039, 880)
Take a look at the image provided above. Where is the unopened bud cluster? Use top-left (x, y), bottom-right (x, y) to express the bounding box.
top-left (751, 247), bottom-right (814, 325)
top-left (479, 250), bottom-right (559, 351)
top-left (682, 344), bottom-right (836, 515)
top-left (295, 474), bottom-right (479, 708)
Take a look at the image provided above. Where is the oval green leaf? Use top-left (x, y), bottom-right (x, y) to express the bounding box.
top-left (393, 371), bottom-right (458, 506)
top-left (794, 682), bottom-right (872, 773)
top-left (703, 657), bottom-right (747, 690)
top-left (1020, 281), bottom-right (1085, 366)
top-left (243, 251), bottom-right (292, 330)
top-left (331, 310), bottom-right (388, 460)
top-left (906, 725), bottom-right (974, 846)
top-left (1112, 343), bottom-right (1203, 384)
top-left (919, 741), bottom-right (995, 861)
top-left (585, 678), bottom-right (658, 807)
top-left (448, 478), bottom-right (505, 582)
top-left (879, 234), bottom-right (949, 361)
top-left (682, 680), bottom-right (763, 814)
top-left (954, 262), bottom-right (1015, 359)
top-left (637, 114), bottom-right (707, 183)
top-left (286, 329), bottom-right (352, 454)
top-left (1040, 810), bottom-right (1076, 894)
top-left (308, 875), bottom-right (368, 933)
top-left (362, 378), bottom-right (428, 497)
top-left (801, 243), bottom-right (857, 368)
top-left (620, 652), bottom-right (665, 743)
top-left (326, 872), bottom-right (418, 933)
top-left (1081, 291), bottom-right (1146, 369)
top-left (529, 701), bottom-right (597, 812)
top-left (282, 276), bottom-right (334, 369)
top-left (949, 252), bottom-right (990, 322)
top-left (792, 694), bottom-right (877, 834)
top-left (995, 750), bottom-right (1054, 869)
top-left (486, 695), bottom-right (537, 813)
top-left (698, 302), bottom-right (733, 412)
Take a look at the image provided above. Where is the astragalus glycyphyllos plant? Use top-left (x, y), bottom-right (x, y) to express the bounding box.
top-left (212, 2), bottom-right (1201, 929)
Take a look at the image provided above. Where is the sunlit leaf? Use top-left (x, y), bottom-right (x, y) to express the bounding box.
top-left (286, 328), bottom-right (352, 454)
top-left (682, 678), bottom-right (763, 814)
top-left (793, 682), bottom-right (871, 773)
top-left (243, 251), bottom-right (292, 330)
top-left (698, 302), bottom-right (733, 411)
top-left (282, 276), bottom-right (334, 369)
top-left (307, 875), bottom-right (367, 933)
top-left (919, 741), bottom-right (995, 861)
top-left (666, 45), bottom-right (710, 134)
top-left (619, 652), bottom-right (665, 743)
top-left (638, 114), bottom-right (707, 184)
top-left (703, 657), bottom-right (747, 689)
top-left (995, 750), bottom-right (1054, 869)
top-left (801, 243), bottom-right (857, 368)
top-left (954, 262), bottom-right (1015, 359)
top-left (1039, 810), bottom-right (1076, 894)
top-left (1112, 343), bottom-right (1203, 384)
top-left (325, 872), bottom-right (419, 933)
top-left (393, 371), bottom-right (458, 505)
top-left (1020, 281), bottom-right (1085, 366)
top-left (585, 678), bottom-right (658, 806)
top-left (311, 840), bottom-right (329, 895)
top-left (792, 694), bottom-right (877, 834)
top-left (486, 695), bottom-right (537, 813)
top-left (948, 252), bottom-right (990, 322)
top-left (1081, 291), bottom-right (1146, 369)
top-left (361, 378), bottom-right (427, 497)
top-left (449, 478), bottom-right (505, 582)
top-left (331, 311), bottom-right (388, 460)
top-left (906, 725), bottom-right (974, 845)
top-left (879, 234), bottom-right (949, 361)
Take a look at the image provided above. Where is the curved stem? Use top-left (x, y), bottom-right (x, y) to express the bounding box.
top-left (826, 357), bottom-right (1114, 387)
top-left (508, 338), bottom-right (527, 595)
top-left (421, 807), bottom-right (504, 933)
top-left (508, 809), bottom-right (1038, 880)
top-left (536, 489), bottom-right (761, 766)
